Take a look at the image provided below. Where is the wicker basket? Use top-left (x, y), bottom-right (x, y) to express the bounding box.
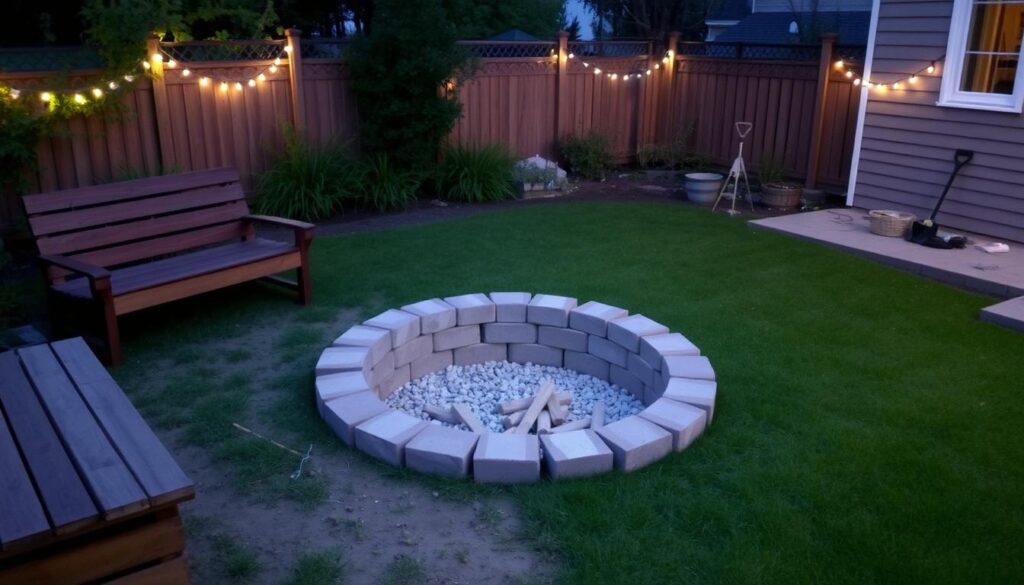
top-left (869, 210), bottom-right (916, 237)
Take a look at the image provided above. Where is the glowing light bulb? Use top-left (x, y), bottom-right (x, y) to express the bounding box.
top-left (667, 50), bottom-right (674, 57)
top-left (593, 68), bottom-right (601, 75)
top-left (853, 78), bottom-right (861, 86)
top-left (909, 75), bottom-right (918, 83)
top-left (182, 68), bottom-right (191, 77)
top-left (152, 53), bottom-right (162, 63)
top-left (283, 46), bottom-right (292, 53)
top-left (661, 56), bottom-right (668, 63)
top-left (199, 77), bottom-right (210, 87)
top-left (583, 62), bottom-right (589, 68)
top-left (274, 58), bottom-right (281, 66)
top-left (654, 63), bottom-right (660, 69)
top-left (74, 93), bottom-right (86, 104)
top-left (835, 59), bottom-right (844, 68)
top-left (568, 52), bottom-right (575, 59)
top-left (610, 73), bottom-right (618, 80)
top-left (257, 73), bottom-right (266, 82)
top-left (845, 70), bottom-right (853, 78)
top-left (41, 91), bottom-right (52, 102)
top-left (108, 81), bottom-right (119, 90)
top-left (10, 89), bottom-right (20, 99)
top-left (92, 87), bottom-right (103, 98)
top-left (269, 65), bottom-right (278, 73)
top-left (234, 82), bottom-right (243, 91)
top-left (142, 61), bottom-right (151, 70)
top-left (646, 69), bottom-right (651, 75)
top-left (219, 81), bottom-right (229, 92)
top-left (893, 82), bottom-right (902, 89)
top-left (166, 59), bottom-right (176, 68)
top-left (124, 74), bottom-right (135, 82)
top-left (247, 79), bottom-right (256, 87)
top-left (926, 64), bottom-right (935, 74)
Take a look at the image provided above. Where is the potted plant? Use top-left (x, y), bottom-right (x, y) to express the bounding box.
top-left (684, 169), bottom-right (724, 204)
top-left (758, 157), bottom-right (802, 208)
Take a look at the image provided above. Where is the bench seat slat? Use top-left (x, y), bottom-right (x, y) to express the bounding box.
top-left (17, 345), bottom-right (149, 520)
top-left (0, 353), bottom-right (98, 535)
top-left (22, 167), bottom-right (240, 214)
top-left (29, 183), bottom-right (245, 236)
top-left (54, 238), bottom-right (294, 299)
top-left (51, 338), bottom-right (194, 507)
top-left (0, 408), bottom-right (51, 550)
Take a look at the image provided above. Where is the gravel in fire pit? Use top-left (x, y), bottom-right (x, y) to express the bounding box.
top-left (385, 361), bottom-right (644, 433)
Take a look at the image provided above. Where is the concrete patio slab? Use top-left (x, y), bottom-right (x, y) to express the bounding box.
top-left (980, 296), bottom-right (1024, 333)
top-left (750, 209), bottom-right (1024, 298)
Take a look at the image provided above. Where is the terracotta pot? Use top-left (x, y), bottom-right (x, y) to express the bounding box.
top-left (760, 183), bottom-right (802, 208)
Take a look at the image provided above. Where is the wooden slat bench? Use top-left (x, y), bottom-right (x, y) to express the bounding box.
top-left (22, 167), bottom-right (315, 366)
top-left (0, 337), bottom-right (194, 584)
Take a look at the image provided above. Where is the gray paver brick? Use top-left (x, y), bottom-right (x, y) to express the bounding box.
top-left (639, 332), bottom-right (700, 368)
top-left (482, 322), bottom-right (537, 344)
top-left (453, 343), bottom-right (507, 365)
top-left (595, 415), bottom-right (673, 472)
top-left (587, 335), bottom-right (628, 367)
top-left (410, 350), bottom-right (453, 379)
top-left (320, 390), bottom-right (389, 445)
top-left (394, 335), bottom-right (433, 367)
top-left (610, 364), bottom-right (644, 401)
top-left (443, 293), bottom-right (497, 325)
top-left (527, 294), bottom-right (578, 327)
top-left (564, 350), bottom-right (611, 381)
top-left (538, 326), bottom-right (588, 352)
top-left (363, 308), bottom-right (421, 348)
top-left (401, 298), bottom-right (457, 334)
top-left (607, 314), bottom-right (669, 353)
top-left (489, 292), bottom-right (533, 322)
top-left (473, 433), bottom-right (541, 483)
top-left (627, 352), bottom-right (657, 387)
top-left (332, 325), bottom-right (391, 366)
top-left (405, 425), bottom-right (480, 478)
top-left (540, 429), bottom-right (614, 479)
top-left (508, 343), bottom-right (563, 367)
top-left (569, 301), bottom-right (629, 336)
top-left (433, 325), bottom-right (481, 351)
top-left (354, 410), bottom-right (428, 466)
top-left (663, 378), bottom-right (717, 423)
top-left (638, 398), bottom-right (707, 451)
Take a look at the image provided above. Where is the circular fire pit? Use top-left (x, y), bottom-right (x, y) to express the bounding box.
top-left (315, 293), bottom-right (717, 483)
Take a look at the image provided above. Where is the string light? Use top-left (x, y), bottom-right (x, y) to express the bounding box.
top-left (40, 92), bottom-right (51, 102)
top-left (247, 79), bottom-right (256, 87)
top-left (572, 49), bottom-right (671, 82)
top-left (834, 56), bottom-right (944, 93)
top-left (182, 68), bottom-right (191, 77)
top-left (220, 81), bottom-right (229, 92)
top-left (199, 77), bottom-right (210, 87)
top-left (269, 65), bottom-right (278, 73)
top-left (283, 45), bottom-right (292, 53)
top-left (234, 82), bottom-right (243, 91)
top-left (9, 89), bottom-right (19, 99)
top-left (158, 45), bottom-right (289, 93)
top-left (166, 59), bottom-right (176, 68)
top-left (257, 73), bottom-right (266, 82)
top-left (108, 81), bottom-right (119, 90)
top-left (73, 93), bottom-right (86, 104)
top-left (91, 87), bottom-right (103, 98)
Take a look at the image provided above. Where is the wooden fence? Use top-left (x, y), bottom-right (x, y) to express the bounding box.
top-left (0, 33), bottom-right (862, 231)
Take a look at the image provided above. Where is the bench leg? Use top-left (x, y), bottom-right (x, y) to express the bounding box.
top-left (98, 292), bottom-right (123, 366)
top-left (297, 261), bottom-right (312, 305)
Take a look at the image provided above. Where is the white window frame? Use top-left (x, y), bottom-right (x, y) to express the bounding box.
top-left (938, 0), bottom-right (1024, 113)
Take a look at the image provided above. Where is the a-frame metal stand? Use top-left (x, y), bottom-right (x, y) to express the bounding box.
top-left (713, 121), bottom-right (754, 215)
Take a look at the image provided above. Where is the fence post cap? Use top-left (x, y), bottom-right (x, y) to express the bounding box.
top-left (820, 32), bottom-right (838, 42)
top-left (285, 28), bottom-right (302, 38)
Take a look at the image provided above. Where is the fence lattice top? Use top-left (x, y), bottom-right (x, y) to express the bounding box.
top-left (568, 41), bottom-right (650, 58)
top-left (160, 41), bottom-right (286, 63)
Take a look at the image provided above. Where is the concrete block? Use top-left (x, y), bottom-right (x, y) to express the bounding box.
top-left (595, 416), bottom-right (673, 472)
top-left (405, 425), bottom-right (480, 478)
top-left (540, 429), bottom-right (614, 479)
top-left (508, 343), bottom-right (563, 367)
top-left (639, 332), bottom-right (700, 368)
top-left (538, 326), bottom-right (587, 352)
top-left (663, 378), bottom-right (717, 423)
top-left (410, 350), bottom-right (453, 379)
top-left (564, 351), bottom-right (610, 381)
top-left (587, 335), bottom-right (628, 367)
top-left (433, 325), bottom-right (481, 351)
top-left (315, 346), bottom-right (371, 376)
top-left (638, 398), bottom-right (707, 451)
top-left (627, 352), bottom-right (657, 388)
top-left (610, 364), bottom-right (644, 401)
top-left (321, 391), bottom-right (389, 445)
top-left (394, 335), bottom-right (433, 367)
top-left (453, 343), bottom-right (507, 365)
top-left (401, 298), bottom-right (457, 334)
top-left (316, 370), bottom-right (372, 404)
top-left (473, 433), bottom-right (541, 483)
top-left (378, 364), bottom-right (411, 399)
top-left (527, 294), bottom-right (578, 327)
top-left (368, 351), bottom-right (396, 389)
top-left (443, 293), bottom-right (496, 325)
top-left (354, 410), bottom-right (428, 466)
top-left (364, 308), bottom-right (421, 348)
top-left (332, 325), bottom-right (391, 366)
top-left (607, 314), bottom-right (669, 353)
top-left (642, 383), bottom-right (661, 406)
top-left (489, 292), bottom-right (533, 322)
top-left (661, 355), bottom-right (716, 385)
top-left (482, 322), bottom-right (537, 344)
top-left (569, 301), bottom-right (628, 336)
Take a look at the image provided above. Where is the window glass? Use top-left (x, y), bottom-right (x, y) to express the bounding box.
top-left (961, 2), bottom-right (1024, 94)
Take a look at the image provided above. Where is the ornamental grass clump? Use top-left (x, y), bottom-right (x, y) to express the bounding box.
top-left (434, 143), bottom-right (516, 202)
top-left (254, 129), bottom-right (360, 221)
top-left (357, 153), bottom-right (422, 212)
top-left (559, 131), bottom-right (614, 179)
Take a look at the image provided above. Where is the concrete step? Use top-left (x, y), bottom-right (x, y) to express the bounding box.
top-left (980, 297), bottom-right (1024, 333)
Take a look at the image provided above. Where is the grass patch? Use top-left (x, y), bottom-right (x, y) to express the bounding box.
top-left (212, 535), bottom-right (261, 581)
top-left (379, 555), bottom-right (427, 585)
top-left (281, 551), bottom-right (347, 585)
top-left (110, 202), bottom-right (1024, 584)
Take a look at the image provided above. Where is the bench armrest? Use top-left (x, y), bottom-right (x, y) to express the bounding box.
top-left (39, 254), bottom-right (112, 294)
top-left (243, 215), bottom-right (315, 242)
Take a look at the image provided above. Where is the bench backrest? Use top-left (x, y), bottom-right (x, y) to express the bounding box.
top-left (22, 168), bottom-right (250, 281)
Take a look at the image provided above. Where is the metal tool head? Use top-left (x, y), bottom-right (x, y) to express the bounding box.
top-left (735, 121), bottom-right (753, 139)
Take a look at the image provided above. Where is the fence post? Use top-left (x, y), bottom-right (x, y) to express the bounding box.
top-left (805, 33), bottom-right (837, 189)
top-left (637, 39), bottom-right (659, 149)
top-left (146, 36), bottom-right (176, 171)
top-left (659, 31), bottom-right (680, 144)
top-left (555, 31), bottom-right (570, 151)
top-left (285, 28), bottom-right (306, 134)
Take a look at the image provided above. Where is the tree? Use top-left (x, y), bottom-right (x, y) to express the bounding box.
top-left (346, 0), bottom-right (470, 171)
top-left (443, 0), bottom-right (565, 39)
top-left (583, 0), bottom-right (708, 40)
top-left (565, 16), bottom-right (583, 41)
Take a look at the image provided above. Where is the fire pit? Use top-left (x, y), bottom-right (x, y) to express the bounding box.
top-left (315, 293), bottom-right (716, 483)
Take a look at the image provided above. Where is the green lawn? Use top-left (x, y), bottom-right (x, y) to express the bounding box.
top-left (115, 201), bottom-right (1024, 584)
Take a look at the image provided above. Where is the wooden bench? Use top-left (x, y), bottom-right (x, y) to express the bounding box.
top-left (0, 337), bottom-right (194, 584)
top-left (22, 167), bottom-right (315, 366)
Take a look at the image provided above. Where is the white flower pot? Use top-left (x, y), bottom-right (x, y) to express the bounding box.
top-left (684, 172), bottom-right (724, 204)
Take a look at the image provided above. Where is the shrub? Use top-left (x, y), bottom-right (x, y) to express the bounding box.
top-left (346, 0), bottom-right (472, 172)
top-left (434, 143), bottom-right (516, 202)
top-left (560, 132), bottom-right (613, 179)
top-left (758, 156), bottom-right (788, 186)
top-left (254, 129), bottom-right (359, 221)
top-left (357, 154), bottom-right (422, 212)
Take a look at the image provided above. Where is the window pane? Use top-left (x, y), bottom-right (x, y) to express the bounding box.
top-left (961, 3), bottom-right (1023, 93)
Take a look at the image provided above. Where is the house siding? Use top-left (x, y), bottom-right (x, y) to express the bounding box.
top-left (853, 0), bottom-right (1024, 243)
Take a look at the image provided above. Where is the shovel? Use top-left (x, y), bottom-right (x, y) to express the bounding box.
top-left (908, 149), bottom-right (974, 246)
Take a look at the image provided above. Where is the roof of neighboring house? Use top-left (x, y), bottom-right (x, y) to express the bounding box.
top-left (713, 11), bottom-right (871, 44)
top-left (488, 29), bottom-right (541, 41)
top-left (708, 0), bottom-right (751, 22)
